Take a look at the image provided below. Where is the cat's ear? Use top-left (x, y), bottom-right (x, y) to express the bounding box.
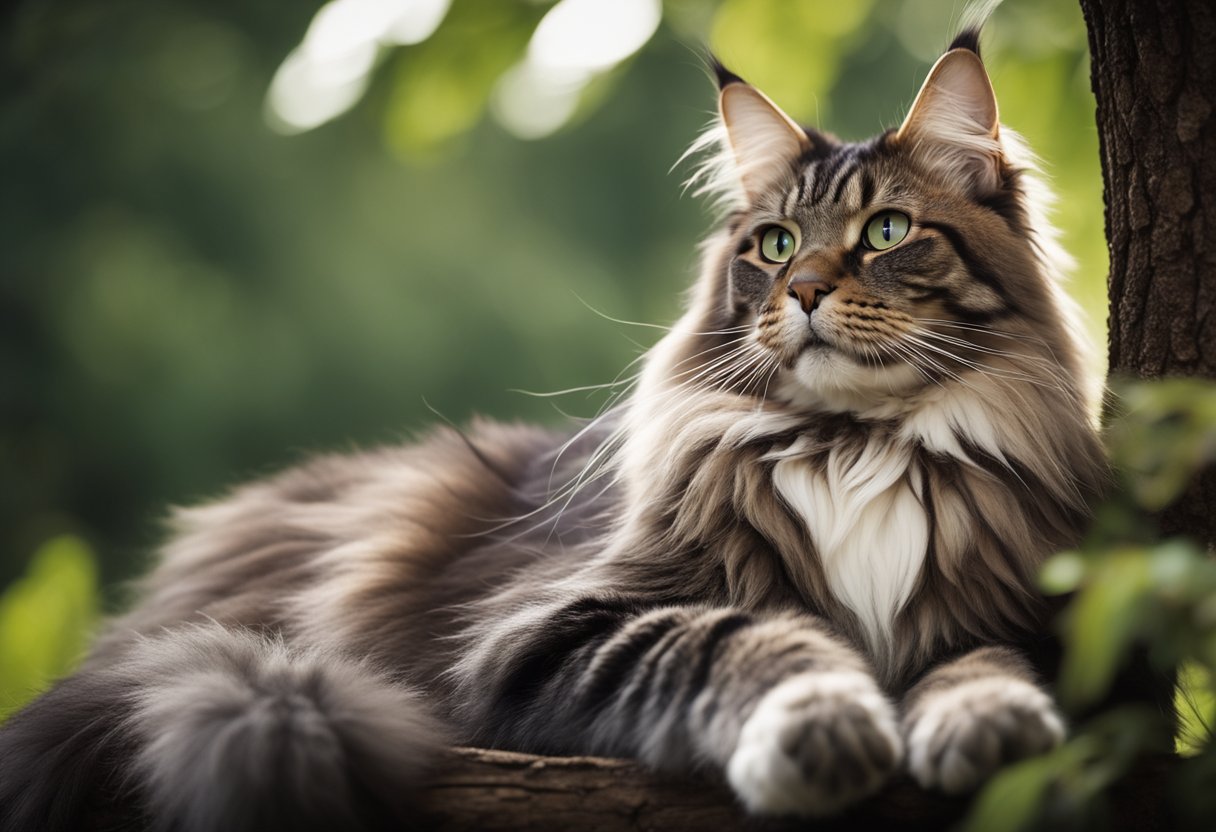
top-left (897, 36), bottom-right (1003, 193)
top-left (714, 62), bottom-right (812, 202)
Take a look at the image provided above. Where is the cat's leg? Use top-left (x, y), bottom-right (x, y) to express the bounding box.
top-left (454, 599), bottom-right (902, 817)
top-left (0, 622), bottom-right (444, 832)
top-left (901, 645), bottom-right (1065, 794)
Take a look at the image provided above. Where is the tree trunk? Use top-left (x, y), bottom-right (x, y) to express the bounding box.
top-left (1081, 0), bottom-right (1216, 539)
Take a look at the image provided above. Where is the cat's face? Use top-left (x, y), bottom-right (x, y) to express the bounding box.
top-left (703, 42), bottom-right (1061, 408)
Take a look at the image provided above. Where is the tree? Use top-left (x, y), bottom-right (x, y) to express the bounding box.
top-left (1081, 0), bottom-right (1216, 540)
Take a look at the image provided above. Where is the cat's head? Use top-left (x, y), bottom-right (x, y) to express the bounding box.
top-left (684, 30), bottom-right (1089, 414)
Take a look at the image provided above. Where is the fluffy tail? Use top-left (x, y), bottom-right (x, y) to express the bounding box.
top-left (0, 624), bottom-right (446, 832)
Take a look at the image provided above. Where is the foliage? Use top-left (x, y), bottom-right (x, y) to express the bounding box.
top-left (384, 0), bottom-right (547, 157)
top-left (0, 536), bottom-right (99, 719)
top-left (963, 379), bottom-right (1216, 832)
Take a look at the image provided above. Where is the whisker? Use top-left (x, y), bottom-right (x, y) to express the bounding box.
top-left (569, 293), bottom-right (754, 337)
top-left (903, 333), bottom-right (1068, 396)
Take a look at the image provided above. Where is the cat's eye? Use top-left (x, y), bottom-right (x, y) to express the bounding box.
top-left (862, 211), bottom-right (911, 251)
top-left (760, 226), bottom-right (798, 263)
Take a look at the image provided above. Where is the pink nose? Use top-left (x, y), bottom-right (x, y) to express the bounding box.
top-left (787, 278), bottom-right (835, 313)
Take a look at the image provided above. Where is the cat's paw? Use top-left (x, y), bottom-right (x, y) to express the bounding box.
top-left (727, 671), bottom-right (902, 817)
top-left (904, 677), bottom-right (1065, 794)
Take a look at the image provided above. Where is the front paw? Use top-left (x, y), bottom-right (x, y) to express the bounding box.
top-left (727, 671), bottom-right (902, 817)
top-left (904, 678), bottom-right (1065, 794)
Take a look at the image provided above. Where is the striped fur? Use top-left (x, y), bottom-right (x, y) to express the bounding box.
top-left (1, 25), bottom-right (1124, 829)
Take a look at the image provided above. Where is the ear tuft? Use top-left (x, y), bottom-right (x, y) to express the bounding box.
top-left (897, 48), bottom-right (1002, 193)
top-left (947, 26), bottom-right (982, 58)
top-left (708, 55), bottom-right (746, 90)
top-left (681, 78), bottom-right (810, 211)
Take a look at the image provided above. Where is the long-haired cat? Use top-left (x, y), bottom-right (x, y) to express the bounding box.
top-left (1, 26), bottom-right (1114, 831)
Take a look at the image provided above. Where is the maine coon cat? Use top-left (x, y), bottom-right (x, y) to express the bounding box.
top-left (1, 27), bottom-right (1112, 830)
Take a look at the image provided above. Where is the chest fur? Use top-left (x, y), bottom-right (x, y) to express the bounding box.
top-left (771, 441), bottom-right (929, 655)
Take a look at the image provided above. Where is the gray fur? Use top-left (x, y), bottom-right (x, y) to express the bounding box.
top-left (124, 625), bottom-right (444, 832)
top-left (0, 30), bottom-right (1137, 829)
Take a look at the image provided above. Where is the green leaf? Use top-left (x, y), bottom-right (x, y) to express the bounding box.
top-left (1040, 550), bottom-right (1086, 595)
top-left (0, 536), bottom-right (100, 719)
top-left (963, 709), bottom-right (1164, 832)
top-left (1176, 661), bottom-right (1215, 756)
top-left (383, 0), bottom-right (544, 159)
top-left (1106, 379), bottom-right (1216, 511)
top-left (961, 748), bottom-right (1073, 832)
top-left (1146, 538), bottom-right (1203, 594)
top-left (1057, 549), bottom-right (1152, 710)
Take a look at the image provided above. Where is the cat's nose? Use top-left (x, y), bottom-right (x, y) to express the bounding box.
top-left (787, 276), bottom-right (835, 313)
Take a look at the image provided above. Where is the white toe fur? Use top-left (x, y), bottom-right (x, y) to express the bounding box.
top-left (906, 677), bottom-right (1065, 794)
top-left (727, 671), bottom-right (902, 817)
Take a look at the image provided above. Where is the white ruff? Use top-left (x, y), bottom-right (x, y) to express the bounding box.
top-left (772, 438), bottom-right (929, 655)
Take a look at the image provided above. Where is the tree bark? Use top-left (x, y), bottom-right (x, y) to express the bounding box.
top-left (415, 747), bottom-right (1174, 831)
top-left (1081, 0), bottom-right (1216, 539)
top-left (416, 747), bottom-right (964, 832)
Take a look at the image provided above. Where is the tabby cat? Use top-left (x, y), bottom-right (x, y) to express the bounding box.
top-left (1, 26), bottom-right (1112, 831)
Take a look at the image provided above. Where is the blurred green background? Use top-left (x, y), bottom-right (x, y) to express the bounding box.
top-left (2, 0), bottom-right (1107, 720)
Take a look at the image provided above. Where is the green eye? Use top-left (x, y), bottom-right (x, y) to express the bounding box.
top-left (760, 226), bottom-right (797, 263)
top-left (863, 211), bottom-right (911, 251)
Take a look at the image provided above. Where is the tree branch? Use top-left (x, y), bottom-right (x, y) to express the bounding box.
top-left (414, 748), bottom-right (1177, 831)
top-left (416, 747), bottom-right (961, 832)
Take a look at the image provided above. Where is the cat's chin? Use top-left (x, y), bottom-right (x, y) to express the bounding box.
top-left (772, 345), bottom-right (925, 414)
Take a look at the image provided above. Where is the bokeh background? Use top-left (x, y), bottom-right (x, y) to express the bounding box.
top-left (1, 0), bottom-right (1104, 715)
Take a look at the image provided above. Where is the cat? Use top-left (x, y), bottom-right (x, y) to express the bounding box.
top-left (0, 26), bottom-right (1116, 831)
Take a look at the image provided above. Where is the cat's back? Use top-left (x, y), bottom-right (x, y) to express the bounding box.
top-left (87, 417), bottom-right (608, 672)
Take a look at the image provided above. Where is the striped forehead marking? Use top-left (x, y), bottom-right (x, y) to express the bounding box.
top-left (782, 145), bottom-right (881, 217)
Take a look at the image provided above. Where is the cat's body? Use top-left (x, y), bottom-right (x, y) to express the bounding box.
top-left (0, 27), bottom-right (1145, 832)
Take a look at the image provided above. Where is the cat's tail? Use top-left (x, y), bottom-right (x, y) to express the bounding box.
top-left (0, 623), bottom-right (447, 832)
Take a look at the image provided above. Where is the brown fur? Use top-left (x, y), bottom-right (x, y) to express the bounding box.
top-left (1, 30), bottom-right (1121, 831)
